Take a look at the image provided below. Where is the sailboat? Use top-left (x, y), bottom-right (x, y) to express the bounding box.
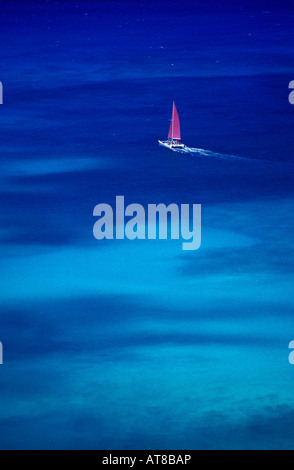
top-left (158, 101), bottom-right (186, 150)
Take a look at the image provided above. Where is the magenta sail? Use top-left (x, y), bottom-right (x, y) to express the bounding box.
top-left (168, 102), bottom-right (181, 140)
top-left (158, 101), bottom-right (186, 150)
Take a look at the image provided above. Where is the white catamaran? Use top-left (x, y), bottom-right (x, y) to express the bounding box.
top-left (158, 101), bottom-right (186, 150)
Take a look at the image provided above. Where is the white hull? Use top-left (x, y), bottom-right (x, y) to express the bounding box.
top-left (158, 140), bottom-right (186, 150)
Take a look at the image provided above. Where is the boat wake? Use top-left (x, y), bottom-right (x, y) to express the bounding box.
top-left (173, 146), bottom-right (248, 161)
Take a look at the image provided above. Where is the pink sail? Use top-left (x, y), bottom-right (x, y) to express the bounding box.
top-left (168, 102), bottom-right (181, 140)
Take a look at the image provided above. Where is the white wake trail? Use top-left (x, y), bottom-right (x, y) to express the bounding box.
top-left (173, 146), bottom-right (245, 161)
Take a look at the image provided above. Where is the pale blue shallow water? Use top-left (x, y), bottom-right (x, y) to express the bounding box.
top-left (1, 0), bottom-right (294, 449)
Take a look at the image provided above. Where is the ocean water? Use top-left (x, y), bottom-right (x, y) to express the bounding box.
top-left (1, 0), bottom-right (294, 449)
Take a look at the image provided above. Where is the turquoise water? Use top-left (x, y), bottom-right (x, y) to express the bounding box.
top-left (1, 0), bottom-right (294, 449)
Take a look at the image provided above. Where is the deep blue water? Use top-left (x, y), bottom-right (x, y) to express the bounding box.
top-left (1, 0), bottom-right (294, 449)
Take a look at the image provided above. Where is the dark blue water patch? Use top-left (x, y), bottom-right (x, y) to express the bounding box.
top-left (0, 292), bottom-right (285, 365)
top-left (178, 404), bottom-right (294, 450)
top-left (0, 412), bottom-right (109, 450)
top-left (0, 295), bottom-right (147, 362)
top-left (179, 243), bottom-right (294, 278)
top-left (1, 401), bottom-right (294, 450)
